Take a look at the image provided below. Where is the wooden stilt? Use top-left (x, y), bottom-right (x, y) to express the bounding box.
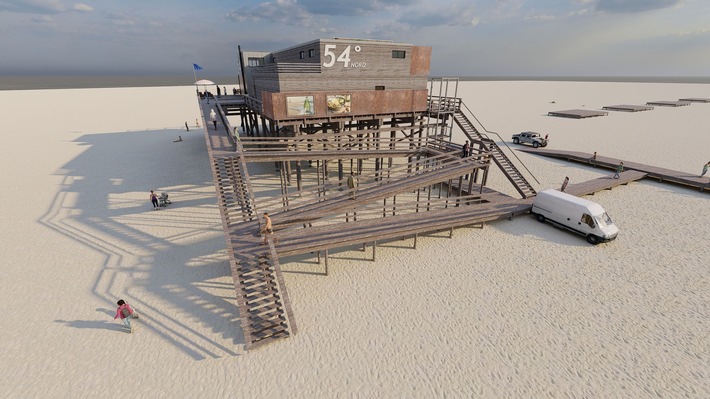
top-left (324, 249), bottom-right (329, 276)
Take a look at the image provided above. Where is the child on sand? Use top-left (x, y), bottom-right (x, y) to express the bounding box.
top-left (114, 299), bottom-right (139, 331)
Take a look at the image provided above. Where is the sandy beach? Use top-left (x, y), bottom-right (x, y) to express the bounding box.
top-left (1, 81), bottom-right (708, 398)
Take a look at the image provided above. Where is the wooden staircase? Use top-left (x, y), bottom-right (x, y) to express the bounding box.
top-left (452, 109), bottom-right (537, 199)
top-left (204, 102), bottom-right (297, 350)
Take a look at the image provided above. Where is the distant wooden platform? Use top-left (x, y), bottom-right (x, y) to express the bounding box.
top-left (679, 98), bottom-right (710, 103)
top-left (548, 109), bottom-right (608, 119)
top-left (645, 100), bottom-right (691, 107)
top-left (518, 148), bottom-right (710, 193)
top-left (602, 104), bottom-right (654, 112)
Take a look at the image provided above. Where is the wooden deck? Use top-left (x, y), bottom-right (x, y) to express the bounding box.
top-left (548, 109), bottom-right (608, 119)
top-left (646, 100), bottom-right (691, 107)
top-left (679, 98), bottom-right (710, 103)
top-left (518, 148), bottom-right (710, 193)
top-left (602, 104), bottom-right (654, 112)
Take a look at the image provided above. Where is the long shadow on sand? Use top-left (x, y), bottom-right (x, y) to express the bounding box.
top-left (40, 128), bottom-right (244, 359)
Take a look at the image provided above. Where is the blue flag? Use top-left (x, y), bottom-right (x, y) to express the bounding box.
top-left (193, 63), bottom-right (203, 71)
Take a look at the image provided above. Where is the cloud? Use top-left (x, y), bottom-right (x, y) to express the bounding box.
top-left (72, 3), bottom-right (92, 12)
top-left (298, 0), bottom-right (417, 16)
top-left (0, 0), bottom-right (65, 14)
top-left (398, 4), bottom-right (480, 28)
top-left (595, 0), bottom-right (682, 13)
top-left (107, 13), bottom-right (136, 27)
top-left (226, 0), bottom-right (318, 28)
top-left (0, 0), bottom-right (93, 14)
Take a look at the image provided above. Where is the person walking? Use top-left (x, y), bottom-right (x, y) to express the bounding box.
top-left (701, 161), bottom-right (709, 177)
top-left (259, 212), bottom-right (275, 244)
top-left (613, 162), bottom-right (624, 179)
top-left (210, 109), bottom-right (217, 130)
top-left (216, 86), bottom-right (221, 97)
top-left (347, 172), bottom-right (357, 199)
top-left (114, 299), bottom-right (138, 332)
top-left (150, 190), bottom-right (159, 209)
top-left (462, 141), bottom-right (470, 158)
top-left (560, 176), bottom-right (569, 192)
top-left (184, 121), bottom-right (189, 132)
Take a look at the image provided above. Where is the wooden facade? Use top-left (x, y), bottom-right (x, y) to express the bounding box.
top-left (239, 38), bottom-right (431, 122)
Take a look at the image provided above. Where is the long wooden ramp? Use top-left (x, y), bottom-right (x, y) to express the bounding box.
top-left (519, 148), bottom-right (710, 193)
top-left (200, 100), bottom-right (298, 350)
top-left (274, 196), bottom-right (533, 259)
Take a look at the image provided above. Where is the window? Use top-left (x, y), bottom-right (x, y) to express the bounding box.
top-left (247, 57), bottom-right (264, 67)
top-left (308, 49), bottom-right (315, 58)
top-left (392, 50), bottom-right (406, 59)
top-left (375, 86), bottom-right (385, 90)
top-left (581, 214), bottom-right (595, 228)
top-left (299, 51), bottom-right (305, 59)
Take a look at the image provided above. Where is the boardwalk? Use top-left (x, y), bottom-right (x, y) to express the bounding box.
top-left (518, 148), bottom-right (710, 193)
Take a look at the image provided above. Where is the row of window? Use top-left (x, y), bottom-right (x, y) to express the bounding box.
top-left (249, 49), bottom-right (407, 66)
top-left (299, 49), bottom-right (315, 59)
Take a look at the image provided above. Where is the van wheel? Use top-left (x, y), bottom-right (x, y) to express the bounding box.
top-left (533, 141), bottom-right (539, 148)
top-left (535, 214), bottom-right (545, 223)
top-left (586, 234), bottom-right (600, 245)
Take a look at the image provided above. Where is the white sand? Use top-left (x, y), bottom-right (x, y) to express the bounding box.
top-left (1, 82), bottom-right (708, 398)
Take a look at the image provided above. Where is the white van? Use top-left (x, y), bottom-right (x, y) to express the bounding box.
top-left (531, 189), bottom-right (618, 245)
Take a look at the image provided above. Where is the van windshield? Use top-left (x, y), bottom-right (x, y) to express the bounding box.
top-left (595, 213), bottom-right (613, 227)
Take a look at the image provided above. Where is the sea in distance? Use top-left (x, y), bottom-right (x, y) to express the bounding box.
top-left (2, 75), bottom-right (709, 91)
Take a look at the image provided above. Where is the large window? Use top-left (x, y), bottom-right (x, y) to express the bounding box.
top-left (247, 57), bottom-right (264, 67)
top-left (392, 50), bottom-right (406, 59)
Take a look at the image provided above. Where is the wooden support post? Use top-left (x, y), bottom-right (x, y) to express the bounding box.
top-left (449, 227), bottom-right (454, 238)
top-left (324, 249), bottom-right (329, 276)
top-left (317, 250), bottom-right (321, 264)
top-left (296, 161), bottom-right (302, 192)
top-left (372, 241), bottom-right (376, 262)
top-left (413, 234), bottom-right (418, 249)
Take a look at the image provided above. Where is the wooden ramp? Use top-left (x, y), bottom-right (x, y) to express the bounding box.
top-left (564, 171), bottom-right (647, 196)
top-left (200, 100), bottom-right (298, 350)
top-left (273, 196), bottom-right (533, 260)
top-left (518, 148), bottom-right (710, 193)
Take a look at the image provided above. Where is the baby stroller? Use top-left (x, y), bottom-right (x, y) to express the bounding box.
top-left (158, 193), bottom-right (171, 207)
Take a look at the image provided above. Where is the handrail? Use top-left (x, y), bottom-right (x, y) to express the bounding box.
top-left (457, 100), bottom-right (540, 185)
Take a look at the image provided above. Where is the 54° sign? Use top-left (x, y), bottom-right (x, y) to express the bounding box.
top-left (322, 45), bottom-right (366, 68)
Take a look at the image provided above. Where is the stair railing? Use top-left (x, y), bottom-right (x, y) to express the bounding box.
top-left (457, 101), bottom-right (540, 185)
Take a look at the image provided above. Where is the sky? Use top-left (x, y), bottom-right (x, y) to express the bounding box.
top-left (1, 0), bottom-right (709, 77)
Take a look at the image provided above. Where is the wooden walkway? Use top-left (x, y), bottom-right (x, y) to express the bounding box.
top-left (197, 95), bottom-right (669, 350)
top-left (518, 148), bottom-right (710, 193)
top-left (564, 171), bottom-right (647, 196)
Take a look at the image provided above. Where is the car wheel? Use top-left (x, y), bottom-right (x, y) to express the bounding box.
top-left (533, 141), bottom-right (539, 148)
top-left (586, 234), bottom-right (600, 245)
top-left (513, 138), bottom-right (519, 144)
top-left (535, 214), bottom-right (545, 223)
